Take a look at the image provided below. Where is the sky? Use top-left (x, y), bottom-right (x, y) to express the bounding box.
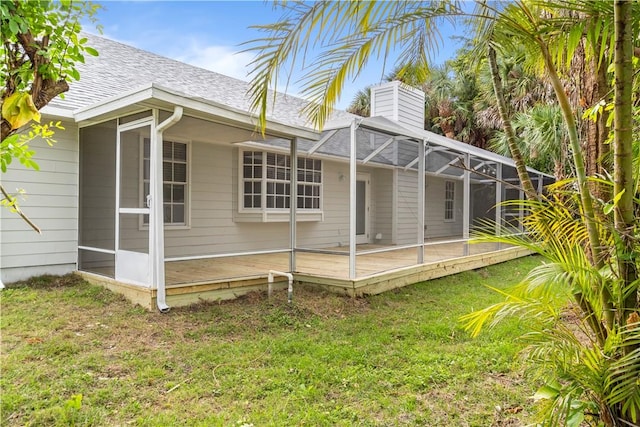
top-left (87, 1), bottom-right (468, 110)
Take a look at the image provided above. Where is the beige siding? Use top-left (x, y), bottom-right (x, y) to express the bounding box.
top-left (162, 143), bottom-right (358, 257)
top-left (1, 122), bottom-right (79, 283)
top-left (425, 176), bottom-right (464, 239)
top-left (371, 168), bottom-right (393, 244)
top-left (395, 170), bottom-right (420, 245)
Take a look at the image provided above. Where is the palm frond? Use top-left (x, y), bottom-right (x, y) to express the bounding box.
top-left (605, 323), bottom-right (640, 424)
top-left (298, 1), bottom-right (461, 129)
top-left (460, 288), bottom-right (558, 338)
top-left (243, 0), bottom-right (463, 131)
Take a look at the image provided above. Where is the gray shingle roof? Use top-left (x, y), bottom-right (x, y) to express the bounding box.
top-left (50, 34), bottom-right (550, 177)
top-left (50, 33), bottom-right (354, 129)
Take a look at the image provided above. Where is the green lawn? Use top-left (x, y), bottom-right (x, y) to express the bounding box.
top-left (1, 256), bottom-right (543, 426)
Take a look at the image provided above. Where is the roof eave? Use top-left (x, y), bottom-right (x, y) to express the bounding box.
top-left (40, 105), bottom-right (75, 120)
top-left (73, 83), bottom-right (320, 141)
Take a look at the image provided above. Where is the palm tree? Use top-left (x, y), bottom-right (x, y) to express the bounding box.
top-left (611, 0), bottom-right (638, 331)
top-left (243, 1), bottom-right (640, 424)
top-left (346, 86), bottom-right (371, 117)
top-left (490, 104), bottom-right (569, 178)
top-left (461, 187), bottom-right (639, 425)
top-left (487, 43), bottom-right (538, 199)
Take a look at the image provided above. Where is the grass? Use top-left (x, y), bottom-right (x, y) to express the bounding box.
top-left (1, 256), bottom-right (543, 426)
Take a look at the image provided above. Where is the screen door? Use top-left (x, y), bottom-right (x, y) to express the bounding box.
top-left (115, 120), bottom-right (152, 286)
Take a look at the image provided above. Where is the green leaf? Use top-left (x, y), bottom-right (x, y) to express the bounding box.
top-left (84, 46), bottom-right (98, 56)
top-left (533, 383), bottom-right (560, 401)
top-left (603, 202), bottom-right (614, 215)
top-left (9, 18), bottom-right (18, 34)
top-left (604, 189), bottom-right (626, 214)
top-left (612, 189), bottom-right (626, 205)
top-left (566, 403), bottom-right (585, 427)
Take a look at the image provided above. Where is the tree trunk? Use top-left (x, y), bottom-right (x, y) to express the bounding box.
top-left (537, 36), bottom-right (611, 337)
top-left (437, 100), bottom-right (457, 139)
top-left (487, 46), bottom-right (537, 200)
top-left (538, 43), bottom-right (603, 256)
top-left (575, 40), bottom-right (611, 202)
top-left (613, 0), bottom-right (638, 327)
top-left (582, 54), bottom-right (611, 177)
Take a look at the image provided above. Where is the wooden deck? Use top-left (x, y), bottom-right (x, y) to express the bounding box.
top-left (158, 241), bottom-right (530, 308)
top-left (79, 242), bottom-right (530, 309)
top-left (165, 242), bottom-right (504, 284)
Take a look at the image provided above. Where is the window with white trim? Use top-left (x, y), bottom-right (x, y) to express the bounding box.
top-left (143, 138), bottom-right (189, 226)
top-left (444, 180), bottom-right (455, 221)
top-left (242, 150), bottom-right (321, 211)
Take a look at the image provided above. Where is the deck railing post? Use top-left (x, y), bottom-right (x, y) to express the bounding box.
top-left (349, 119), bottom-right (358, 280)
top-left (289, 137), bottom-right (298, 272)
top-left (495, 163), bottom-right (503, 251)
top-left (518, 188), bottom-right (524, 232)
top-left (462, 153), bottom-right (470, 256)
top-left (417, 138), bottom-right (426, 264)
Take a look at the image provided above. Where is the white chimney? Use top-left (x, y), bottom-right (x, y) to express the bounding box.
top-left (370, 80), bottom-right (425, 130)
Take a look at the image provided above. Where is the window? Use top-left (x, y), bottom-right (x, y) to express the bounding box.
top-left (242, 150), bottom-right (321, 212)
top-left (296, 157), bottom-right (321, 209)
top-left (444, 180), bottom-right (455, 221)
top-left (265, 152), bottom-right (291, 209)
top-left (143, 139), bottom-right (189, 226)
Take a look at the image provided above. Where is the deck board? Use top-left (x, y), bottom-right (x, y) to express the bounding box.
top-left (82, 241), bottom-right (521, 309)
top-left (165, 242), bottom-right (505, 285)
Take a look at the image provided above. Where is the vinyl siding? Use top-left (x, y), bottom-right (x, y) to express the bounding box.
top-left (160, 143), bottom-right (398, 256)
top-left (161, 143), bottom-right (354, 257)
top-left (396, 90), bottom-right (424, 129)
top-left (372, 168), bottom-right (393, 244)
top-left (371, 81), bottom-right (424, 130)
top-left (395, 170), bottom-right (421, 245)
top-left (0, 122), bottom-right (79, 283)
top-left (424, 176), bottom-right (464, 239)
top-left (371, 88), bottom-right (396, 120)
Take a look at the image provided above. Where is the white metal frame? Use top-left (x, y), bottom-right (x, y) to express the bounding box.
top-left (349, 120), bottom-right (358, 279)
top-left (115, 116), bottom-right (154, 287)
top-left (74, 87), bottom-right (555, 294)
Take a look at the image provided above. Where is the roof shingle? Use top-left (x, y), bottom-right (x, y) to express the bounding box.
top-left (50, 33), bottom-right (354, 129)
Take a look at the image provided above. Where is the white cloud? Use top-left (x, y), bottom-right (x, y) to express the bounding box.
top-left (175, 41), bottom-right (255, 82)
top-left (96, 33), bottom-right (355, 110)
top-left (172, 39), bottom-right (315, 102)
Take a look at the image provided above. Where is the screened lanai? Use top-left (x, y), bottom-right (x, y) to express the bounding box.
top-left (77, 88), bottom-right (552, 309)
top-left (240, 115), bottom-right (553, 282)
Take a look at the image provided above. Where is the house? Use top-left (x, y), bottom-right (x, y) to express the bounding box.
top-left (0, 34), bottom-right (553, 309)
